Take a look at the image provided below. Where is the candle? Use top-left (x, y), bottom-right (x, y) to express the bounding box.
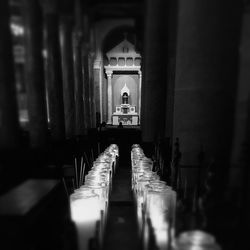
top-left (154, 225), bottom-right (170, 250)
top-left (131, 144), bottom-right (177, 250)
top-left (70, 190), bottom-right (101, 250)
top-left (172, 230), bottom-right (221, 250)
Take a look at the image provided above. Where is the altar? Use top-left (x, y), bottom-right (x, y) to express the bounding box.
top-left (112, 83), bottom-right (139, 125)
top-left (112, 106), bottom-right (139, 125)
top-left (103, 37), bottom-right (142, 125)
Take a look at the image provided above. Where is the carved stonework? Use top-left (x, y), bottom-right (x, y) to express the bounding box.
top-left (121, 83), bottom-right (130, 96)
top-left (103, 38), bottom-right (141, 125)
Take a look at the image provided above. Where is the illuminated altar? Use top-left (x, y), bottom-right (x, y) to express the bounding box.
top-left (104, 37), bottom-right (141, 125)
top-left (112, 83), bottom-right (139, 125)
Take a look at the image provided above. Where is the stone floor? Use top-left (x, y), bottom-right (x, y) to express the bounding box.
top-left (103, 160), bottom-right (140, 250)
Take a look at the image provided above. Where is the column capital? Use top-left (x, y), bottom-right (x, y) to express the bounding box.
top-left (106, 70), bottom-right (113, 78)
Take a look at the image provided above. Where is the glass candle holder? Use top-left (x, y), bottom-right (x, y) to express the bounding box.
top-left (70, 190), bottom-right (101, 250)
top-left (172, 230), bottom-right (221, 250)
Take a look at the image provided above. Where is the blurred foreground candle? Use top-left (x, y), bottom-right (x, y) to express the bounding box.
top-left (154, 226), bottom-right (170, 250)
top-left (172, 230), bottom-right (221, 250)
top-left (146, 189), bottom-right (169, 229)
top-left (70, 191), bottom-right (101, 250)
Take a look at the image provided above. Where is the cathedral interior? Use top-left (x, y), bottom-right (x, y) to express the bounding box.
top-left (0, 0), bottom-right (250, 249)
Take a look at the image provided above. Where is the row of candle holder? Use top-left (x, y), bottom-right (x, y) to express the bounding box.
top-left (70, 144), bottom-right (119, 250)
top-left (131, 144), bottom-right (176, 250)
top-left (131, 144), bottom-right (221, 250)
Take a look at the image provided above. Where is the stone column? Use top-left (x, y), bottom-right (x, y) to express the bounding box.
top-left (60, 16), bottom-right (75, 139)
top-left (89, 29), bottom-right (96, 127)
top-left (82, 14), bottom-right (92, 129)
top-left (42, 1), bottom-right (65, 142)
top-left (73, 31), bottom-right (86, 135)
top-left (230, 8), bottom-right (250, 183)
top-left (89, 52), bottom-right (96, 128)
top-left (106, 71), bottom-right (113, 124)
top-left (138, 70), bottom-right (142, 124)
top-left (73, 0), bottom-right (86, 135)
top-left (0, 0), bottom-right (20, 149)
top-left (141, 0), bottom-right (168, 143)
top-left (94, 59), bottom-right (102, 123)
top-left (173, 0), bottom-right (242, 183)
top-left (82, 44), bottom-right (91, 129)
top-left (22, 0), bottom-right (48, 148)
top-left (228, 5), bottom-right (250, 232)
top-left (164, 0), bottom-right (178, 142)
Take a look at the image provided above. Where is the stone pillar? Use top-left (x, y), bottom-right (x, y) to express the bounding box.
top-left (106, 71), bottom-right (113, 124)
top-left (138, 70), bottom-right (142, 124)
top-left (82, 14), bottom-right (92, 129)
top-left (22, 0), bottom-right (48, 148)
top-left (82, 44), bottom-right (91, 129)
top-left (0, 0), bottom-right (20, 149)
top-left (173, 0), bottom-right (242, 180)
top-left (89, 29), bottom-right (96, 128)
top-left (102, 69), bottom-right (108, 123)
top-left (42, 1), bottom-right (65, 142)
top-left (60, 16), bottom-right (75, 139)
top-left (164, 0), bottom-right (178, 142)
top-left (73, 31), bottom-right (86, 135)
top-left (230, 8), bottom-right (250, 183)
top-left (94, 60), bottom-right (102, 122)
top-left (165, 58), bottom-right (176, 141)
top-left (141, 0), bottom-right (168, 143)
top-left (73, 0), bottom-right (86, 135)
top-left (229, 6), bottom-right (250, 232)
top-left (89, 53), bottom-right (96, 128)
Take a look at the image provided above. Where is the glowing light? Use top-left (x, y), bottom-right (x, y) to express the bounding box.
top-left (42, 49), bottom-right (48, 59)
top-left (172, 230), bottom-right (221, 250)
top-left (70, 191), bottom-right (101, 250)
top-left (131, 144), bottom-right (177, 250)
top-left (10, 23), bottom-right (24, 36)
top-left (70, 191), bottom-right (100, 222)
top-left (69, 144), bottom-right (119, 250)
top-left (154, 226), bottom-right (170, 250)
